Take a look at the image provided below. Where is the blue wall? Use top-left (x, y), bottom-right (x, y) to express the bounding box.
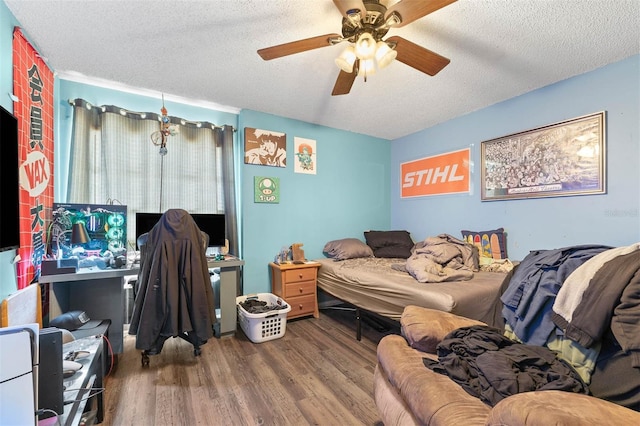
top-left (239, 110), bottom-right (390, 294)
top-left (391, 55), bottom-right (640, 260)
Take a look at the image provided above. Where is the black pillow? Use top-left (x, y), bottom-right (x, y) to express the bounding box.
top-left (364, 230), bottom-right (414, 258)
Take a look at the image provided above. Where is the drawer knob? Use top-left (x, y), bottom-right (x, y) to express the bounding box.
top-left (298, 287), bottom-right (303, 293)
top-left (298, 304), bottom-right (303, 310)
top-left (298, 273), bottom-right (303, 278)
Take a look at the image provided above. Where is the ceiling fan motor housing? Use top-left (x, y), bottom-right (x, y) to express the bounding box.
top-left (341, 0), bottom-right (390, 42)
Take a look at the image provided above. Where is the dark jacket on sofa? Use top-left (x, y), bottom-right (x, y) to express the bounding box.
top-left (424, 324), bottom-right (588, 406)
top-left (501, 244), bottom-right (611, 346)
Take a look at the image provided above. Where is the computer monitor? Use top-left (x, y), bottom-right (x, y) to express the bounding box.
top-left (191, 213), bottom-right (226, 247)
top-left (135, 212), bottom-right (225, 248)
top-left (135, 213), bottom-right (162, 247)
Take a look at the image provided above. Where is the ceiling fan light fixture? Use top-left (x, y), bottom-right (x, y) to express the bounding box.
top-left (335, 45), bottom-right (357, 73)
top-left (355, 32), bottom-right (376, 59)
top-left (357, 58), bottom-right (376, 78)
top-left (375, 41), bottom-right (397, 69)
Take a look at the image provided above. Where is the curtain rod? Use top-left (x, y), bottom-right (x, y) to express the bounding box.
top-left (68, 98), bottom-right (236, 132)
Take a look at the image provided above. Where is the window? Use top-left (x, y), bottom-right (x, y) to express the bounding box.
top-left (67, 99), bottom-right (237, 252)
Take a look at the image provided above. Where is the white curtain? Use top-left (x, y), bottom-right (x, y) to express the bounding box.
top-left (67, 99), bottom-right (237, 252)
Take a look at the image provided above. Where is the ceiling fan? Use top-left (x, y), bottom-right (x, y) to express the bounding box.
top-left (258, 0), bottom-right (457, 96)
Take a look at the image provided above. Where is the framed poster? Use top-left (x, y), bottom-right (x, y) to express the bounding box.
top-left (254, 177), bottom-right (280, 203)
top-left (481, 111), bottom-right (606, 201)
top-left (244, 127), bottom-right (286, 167)
top-left (294, 137), bottom-right (316, 174)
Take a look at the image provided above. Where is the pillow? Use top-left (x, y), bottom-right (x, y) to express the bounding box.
top-left (461, 227), bottom-right (507, 259)
top-left (364, 230), bottom-right (414, 259)
top-left (323, 238), bottom-right (374, 260)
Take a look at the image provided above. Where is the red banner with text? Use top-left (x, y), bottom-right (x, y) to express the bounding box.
top-left (13, 28), bottom-right (54, 289)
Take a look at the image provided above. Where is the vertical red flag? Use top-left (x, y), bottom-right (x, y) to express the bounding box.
top-left (13, 28), bottom-right (54, 289)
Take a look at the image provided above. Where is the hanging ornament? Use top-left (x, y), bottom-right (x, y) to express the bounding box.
top-left (150, 94), bottom-right (179, 155)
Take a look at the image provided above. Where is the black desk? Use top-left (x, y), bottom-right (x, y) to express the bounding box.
top-left (59, 335), bottom-right (105, 425)
top-left (40, 267), bottom-right (139, 354)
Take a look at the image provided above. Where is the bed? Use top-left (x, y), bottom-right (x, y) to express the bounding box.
top-left (315, 232), bottom-right (512, 339)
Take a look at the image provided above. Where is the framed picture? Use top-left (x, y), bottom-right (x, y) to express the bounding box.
top-left (481, 111), bottom-right (606, 201)
top-left (244, 127), bottom-right (286, 167)
top-left (254, 176), bottom-right (280, 203)
top-left (294, 137), bottom-right (316, 174)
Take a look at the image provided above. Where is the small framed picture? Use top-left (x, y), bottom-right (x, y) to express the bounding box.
top-left (254, 176), bottom-right (280, 203)
top-left (294, 137), bottom-right (316, 174)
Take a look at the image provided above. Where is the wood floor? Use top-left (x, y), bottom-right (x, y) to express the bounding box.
top-left (102, 310), bottom-right (398, 425)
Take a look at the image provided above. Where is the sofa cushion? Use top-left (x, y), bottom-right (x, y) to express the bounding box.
top-left (487, 391), bottom-right (640, 426)
top-left (401, 305), bottom-right (486, 353)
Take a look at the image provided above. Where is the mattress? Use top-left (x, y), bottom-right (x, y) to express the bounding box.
top-left (316, 257), bottom-right (508, 326)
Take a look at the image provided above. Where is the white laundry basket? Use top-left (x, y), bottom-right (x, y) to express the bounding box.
top-left (236, 293), bottom-right (291, 343)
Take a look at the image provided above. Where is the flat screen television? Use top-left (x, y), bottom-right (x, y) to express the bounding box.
top-left (135, 212), bottom-right (225, 248)
top-left (0, 105), bottom-right (20, 252)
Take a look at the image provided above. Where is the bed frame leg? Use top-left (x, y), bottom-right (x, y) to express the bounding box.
top-left (356, 307), bottom-right (362, 341)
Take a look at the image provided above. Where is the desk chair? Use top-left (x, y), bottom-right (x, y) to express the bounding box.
top-left (130, 209), bottom-right (215, 366)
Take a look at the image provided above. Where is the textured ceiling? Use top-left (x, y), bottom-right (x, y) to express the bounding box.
top-left (5, 0), bottom-right (640, 140)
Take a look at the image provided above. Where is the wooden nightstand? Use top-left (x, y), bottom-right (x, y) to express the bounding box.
top-left (270, 262), bottom-right (321, 319)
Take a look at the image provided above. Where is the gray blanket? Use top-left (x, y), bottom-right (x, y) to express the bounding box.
top-left (402, 234), bottom-right (479, 283)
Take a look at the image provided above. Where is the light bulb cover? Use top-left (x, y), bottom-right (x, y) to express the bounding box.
top-left (357, 58), bottom-right (376, 77)
top-left (335, 45), bottom-right (357, 73)
top-left (355, 33), bottom-right (376, 59)
top-left (375, 41), bottom-right (397, 69)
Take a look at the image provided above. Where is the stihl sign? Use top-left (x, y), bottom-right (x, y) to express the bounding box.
top-left (401, 148), bottom-right (470, 198)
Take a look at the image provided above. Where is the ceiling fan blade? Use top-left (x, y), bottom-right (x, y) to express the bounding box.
top-left (332, 0), bottom-right (367, 18)
top-left (332, 69), bottom-right (357, 96)
top-left (258, 33), bottom-right (341, 60)
top-left (387, 36), bottom-right (450, 76)
top-left (385, 0), bottom-right (457, 28)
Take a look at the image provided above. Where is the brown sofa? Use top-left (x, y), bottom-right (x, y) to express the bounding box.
top-left (374, 306), bottom-right (640, 425)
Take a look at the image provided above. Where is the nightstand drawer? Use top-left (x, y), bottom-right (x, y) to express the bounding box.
top-left (284, 267), bottom-right (316, 283)
top-left (284, 280), bottom-right (316, 297)
top-left (287, 294), bottom-right (316, 318)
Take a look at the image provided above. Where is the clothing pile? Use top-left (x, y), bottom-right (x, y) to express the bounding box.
top-left (423, 243), bottom-right (640, 410)
top-left (423, 324), bottom-right (588, 406)
top-left (402, 234), bottom-right (479, 283)
top-left (240, 299), bottom-right (288, 314)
